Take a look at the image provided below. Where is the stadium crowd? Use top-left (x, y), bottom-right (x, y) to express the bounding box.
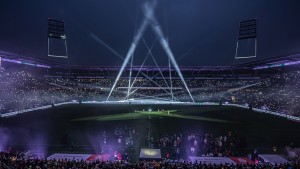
top-left (0, 151), bottom-right (298, 169)
top-left (102, 126), bottom-right (138, 148)
top-left (1, 68), bottom-right (300, 117)
top-left (98, 126), bottom-right (240, 159)
top-left (186, 131), bottom-right (239, 157)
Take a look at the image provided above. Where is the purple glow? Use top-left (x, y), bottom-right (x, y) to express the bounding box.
top-left (254, 60), bottom-right (300, 70)
top-left (2, 58), bottom-right (21, 64)
top-left (26, 136), bottom-right (47, 159)
top-left (2, 58), bottom-right (51, 68)
top-left (36, 64), bottom-right (51, 68)
top-left (0, 128), bottom-right (9, 151)
top-left (285, 60), bottom-right (300, 66)
top-left (87, 134), bottom-right (116, 160)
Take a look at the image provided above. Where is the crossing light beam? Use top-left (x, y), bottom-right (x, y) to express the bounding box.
top-left (142, 2), bottom-right (195, 102)
top-left (107, 0), bottom-right (194, 102)
top-left (106, 2), bottom-right (156, 101)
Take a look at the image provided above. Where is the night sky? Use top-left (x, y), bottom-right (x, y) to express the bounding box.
top-left (0, 0), bottom-right (300, 66)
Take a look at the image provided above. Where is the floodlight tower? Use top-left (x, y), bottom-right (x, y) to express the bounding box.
top-left (48, 18), bottom-right (68, 58)
top-left (235, 19), bottom-right (257, 59)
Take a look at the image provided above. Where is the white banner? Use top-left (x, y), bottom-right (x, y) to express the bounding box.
top-left (259, 154), bottom-right (289, 164)
top-left (189, 157), bottom-right (236, 164)
top-left (47, 153), bottom-right (92, 161)
top-left (47, 153), bottom-right (110, 161)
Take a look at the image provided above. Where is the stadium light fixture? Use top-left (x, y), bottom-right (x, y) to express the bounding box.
top-left (235, 19), bottom-right (257, 59)
top-left (48, 18), bottom-right (68, 58)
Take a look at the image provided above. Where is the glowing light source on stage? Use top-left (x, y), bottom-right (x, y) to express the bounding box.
top-left (144, 149), bottom-right (158, 156)
top-left (139, 148), bottom-right (161, 159)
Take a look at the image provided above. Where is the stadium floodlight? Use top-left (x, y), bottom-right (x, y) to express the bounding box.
top-left (48, 18), bottom-right (68, 58)
top-left (235, 19), bottom-right (257, 59)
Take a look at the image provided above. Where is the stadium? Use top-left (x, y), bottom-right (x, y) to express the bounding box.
top-left (1, 0), bottom-right (300, 168)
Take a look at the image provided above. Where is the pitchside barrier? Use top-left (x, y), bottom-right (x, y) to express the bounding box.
top-left (189, 156), bottom-right (254, 165)
top-left (258, 154), bottom-right (289, 164)
top-left (47, 153), bottom-right (110, 161)
top-left (224, 103), bottom-right (300, 122)
top-left (47, 153), bottom-right (255, 164)
top-left (46, 153), bottom-right (289, 164)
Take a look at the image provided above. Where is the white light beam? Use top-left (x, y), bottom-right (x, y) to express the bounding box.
top-left (142, 4), bottom-right (195, 102)
top-left (107, 19), bottom-right (151, 101)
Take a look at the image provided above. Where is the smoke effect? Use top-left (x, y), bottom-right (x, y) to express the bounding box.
top-left (87, 133), bottom-right (121, 160)
top-left (0, 123), bottom-right (48, 157)
top-left (285, 146), bottom-right (300, 160)
top-left (0, 127), bottom-right (9, 151)
top-left (26, 135), bottom-right (47, 158)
